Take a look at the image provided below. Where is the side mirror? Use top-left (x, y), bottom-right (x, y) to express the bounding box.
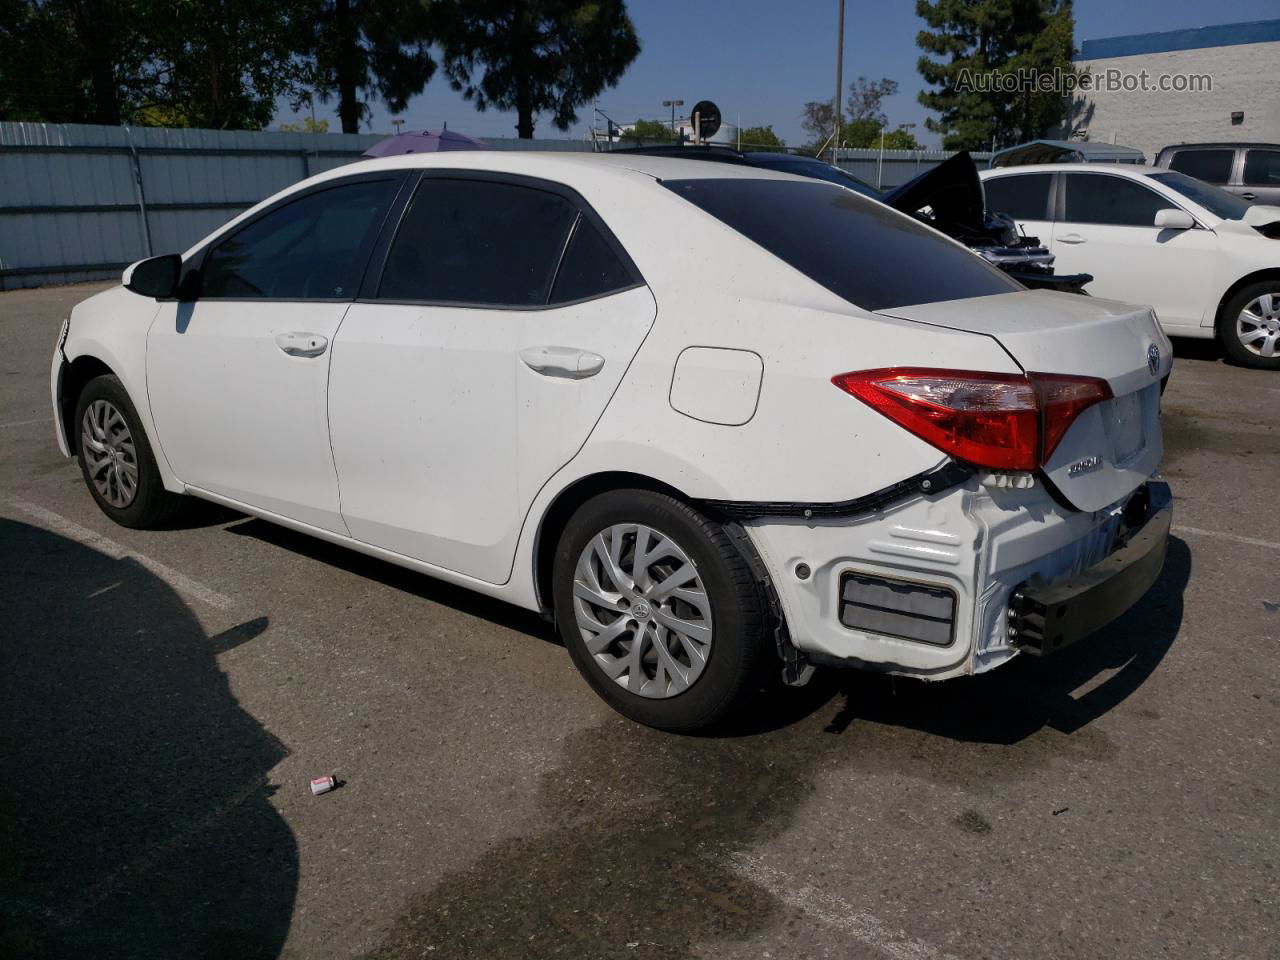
top-left (123, 254), bottom-right (182, 299)
top-left (1153, 208), bottom-right (1195, 230)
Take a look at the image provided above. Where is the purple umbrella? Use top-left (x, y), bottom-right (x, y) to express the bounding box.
top-left (362, 129), bottom-right (490, 158)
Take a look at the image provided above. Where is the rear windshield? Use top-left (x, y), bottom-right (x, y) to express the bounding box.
top-left (663, 178), bottom-right (1021, 310)
top-left (1147, 171), bottom-right (1251, 221)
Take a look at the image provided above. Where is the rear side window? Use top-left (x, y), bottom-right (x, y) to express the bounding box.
top-left (663, 178), bottom-right (1020, 311)
top-left (1243, 149), bottom-right (1280, 187)
top-left (550, 218), bottom-right (636, 303)
top-left (379, 178), bottom-right (578, 306)
top-left (1167, 149), bottom-right (1234, 184)
top-left (1063, 174), bottom-right (1168, 227)
top-left (982, 174), bottom-right (1052, 220)
top-left (201, 178), bottom-right (399, 299)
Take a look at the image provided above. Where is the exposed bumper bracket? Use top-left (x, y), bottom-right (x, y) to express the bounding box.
top-left (1009, 481), bottom-right (1172, 656)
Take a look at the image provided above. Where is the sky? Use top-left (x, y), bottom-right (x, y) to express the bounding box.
top-left (277, 1), bottom-right (1280, 148)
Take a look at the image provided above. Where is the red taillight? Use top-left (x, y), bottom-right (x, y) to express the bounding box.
top-left (831, 367), bottom-right (1111, 471)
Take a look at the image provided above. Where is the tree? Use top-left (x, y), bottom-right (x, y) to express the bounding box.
top-left (845, 76), bottom-right (897, 125)
top-left (738, 125), bottom-right (784, 149)
top-left (133, 0), bottom-right (312, 130)
top-left (279, 116), bottom-right (331, 133)
top-left (800, 99), bottom-right (836, 148)
top-left (618, 118), bottom-right (672, 144)
top-left (0, 0), bottom-right (144, 124)
top-left (881, 127), bottom-right (921, 150)
top-left (916, 0), bottom-right (1077, 151)
top-left (304, 0), bottom-right (437, 135)
top-left (436, 0), bottom-right (640, 139)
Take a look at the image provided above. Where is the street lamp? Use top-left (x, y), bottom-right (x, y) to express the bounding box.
top-left (662, 99), bottom-right (684, 136)
top-left (877, 123), bottom-right (918, 189)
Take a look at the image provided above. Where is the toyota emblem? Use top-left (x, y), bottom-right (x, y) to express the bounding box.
top-left (1147, 344), bottom-right (1160, 376)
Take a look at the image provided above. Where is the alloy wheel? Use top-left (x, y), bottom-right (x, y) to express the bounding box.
top-left (572, 523), bottom-right (714, 699)
top-left (81, 399), bottom-right (139, 508)
top-left (1237, 292), bottom-right (1280, 358)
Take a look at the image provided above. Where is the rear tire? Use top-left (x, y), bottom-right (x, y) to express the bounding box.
top-left (1218, 282), bottom-right (1280, 370)
top-left (552, 489), bottom-right (772, 732)
top-left (74, 374), bottom-right (189, 529)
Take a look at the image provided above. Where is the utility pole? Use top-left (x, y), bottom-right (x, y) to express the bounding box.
top-left (663, 99), bottom-right (684, 138)
top-left (391, 118), bottom-right (404, 133)
top-left (832, 0), bottom-right (845, 164)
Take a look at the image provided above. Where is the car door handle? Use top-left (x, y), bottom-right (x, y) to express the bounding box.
top-left (1240, 192), bottom-right (1256, 200)
top-left (275, 332), bottom-right (328, 358)
top-left (1057, 233), bottom-right (1087, 244)
top-left (519, 346), bottom-right (605, 379)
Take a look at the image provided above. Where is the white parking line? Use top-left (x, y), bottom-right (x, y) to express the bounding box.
top-left (1173, 524), bottom-right (1280, 552)
top-left (6, 496), bottom-right (235, 610)
top-left (726, 853), bottom-right (959, 960)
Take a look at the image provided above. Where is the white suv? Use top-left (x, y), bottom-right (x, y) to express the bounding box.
top-left (51, 152), bottom-right (1173, 730)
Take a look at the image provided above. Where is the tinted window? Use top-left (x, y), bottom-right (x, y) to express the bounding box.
top-left (1063, 174), bottom-right (1168, 226)
top-left (202, 179), bottom-right (398, 299)
top-left (1167, 149), bottom-right (1234, 184)
top-left (665, 178), bottom-right (1021, 310)
top-left (1148, 171), bottom-right (1250, 220)
top-left (379, 178), bottom-right (577, 306)
top-left (1243, 149), bottom-right (1280, 187)
top-left (982, 174), bottom-right (1052, 220)
top-left (550, 217), bottom-right (636, 303)
top-left (744, 154), bottom-right (881, 197)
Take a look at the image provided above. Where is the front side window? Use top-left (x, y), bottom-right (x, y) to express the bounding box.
top-left (1167, 149), bottom-right (1234, 184)
top-left (664, 178), bottom-right (1021, 311)
top-left (379, 178), bottom-right (578, 306)
top-left (1148, 171), bottom-right (1249, 221)
top-left (982, 173), bottom-right (1053, 220)
top-left (201, 178), bottom-right (399, 299)
top-left (1063, 174), bottom-right (1168, 227)
top-left (1243, 149), bottom-right (1280, 187)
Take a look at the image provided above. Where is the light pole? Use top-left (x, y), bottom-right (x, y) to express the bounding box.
top-left (877, 122), bottom-right (916, 189)
top-left (833, 0), bottom-right (845, 164)
top-left (662, 99), bottom-right (684, 138)
top-left (391, 118), bottom-right (404, 134)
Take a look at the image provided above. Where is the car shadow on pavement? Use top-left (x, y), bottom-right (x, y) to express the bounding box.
top-left (224, 516), bottom-right (557, 643)
top-left (1170, 337), bottom-right (1225, 364)
top-left (820, 536), bottom-right (1191, 749)
top-left (0, 518), bottom-right (297, 960)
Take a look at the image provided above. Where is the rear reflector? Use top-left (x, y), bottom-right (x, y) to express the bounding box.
top-left (831, 367), bottom-right (1111, 471)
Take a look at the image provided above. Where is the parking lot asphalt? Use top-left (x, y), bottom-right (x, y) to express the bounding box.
top-left (1, 282), bottom-right (1277, 960)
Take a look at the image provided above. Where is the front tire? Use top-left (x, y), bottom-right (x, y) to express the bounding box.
top-left (74, 374), bottom-right (188, 528)
top-left (1218, 282), bottom-right (1280, 369)
top-left (552, 489), bottom-right (771, 732)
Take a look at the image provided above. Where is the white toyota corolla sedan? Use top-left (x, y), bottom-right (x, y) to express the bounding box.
top-left (981, 163), bottom-right (1280, 369)
top-left (51, 152), bottom-right (1174, 731)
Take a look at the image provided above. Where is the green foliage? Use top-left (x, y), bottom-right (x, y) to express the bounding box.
top-left (279, 116), bottom-right (331, 133)
top-left (435, 0), bottom-right (640, 139)
top-left (880, 127), bottom-right (921, 150)
top-left (800, 76), bottom-right (911, 152)
top-left (0, 0), bottom-right (311, 129)
top-left (619, 118), bottom-right (673, 144)
top-left (738, 125), bottom-right (784, 149)
top-left (304, 0), bottom-right (437, 134)
top-left (916, 0), bottom-right (1077, 151)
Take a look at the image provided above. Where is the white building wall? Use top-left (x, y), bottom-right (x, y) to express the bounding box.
top-left (1072, 40), bottom-right (1280, 160)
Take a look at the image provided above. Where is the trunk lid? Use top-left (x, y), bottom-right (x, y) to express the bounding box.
top-left (880, 289), bottom-right (1170, 512)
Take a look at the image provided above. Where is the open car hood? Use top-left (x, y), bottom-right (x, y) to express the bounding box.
top-left (882, 151), bottom-right (986, 233)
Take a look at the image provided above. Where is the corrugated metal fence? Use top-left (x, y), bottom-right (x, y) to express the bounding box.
top-left (0, 122), bottom-right (978, 290)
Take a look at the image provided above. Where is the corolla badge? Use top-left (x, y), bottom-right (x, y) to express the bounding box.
top-left (1147, 344), bottom-right (1160, 376)
top-left (1068, 455), bottom-right (1103, 477)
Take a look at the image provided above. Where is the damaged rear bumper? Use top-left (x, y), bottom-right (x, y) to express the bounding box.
top-left (1008, 481), bottom-right (1171, 655)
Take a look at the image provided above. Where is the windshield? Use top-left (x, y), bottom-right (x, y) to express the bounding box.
top-left (664, 178), bottom-right (1022, 311)
top-left (744, 155), bottom-right (881, 198)
top-left (1148, 171), bottom-right (1252, 220)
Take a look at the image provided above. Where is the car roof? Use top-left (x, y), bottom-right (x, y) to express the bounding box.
top-left (982, 163), bottom-right (1162, 176)
top-left (329, 149), bottom-right (798, 185)
top-left (1157, 142), bottom-right (1280, 151)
